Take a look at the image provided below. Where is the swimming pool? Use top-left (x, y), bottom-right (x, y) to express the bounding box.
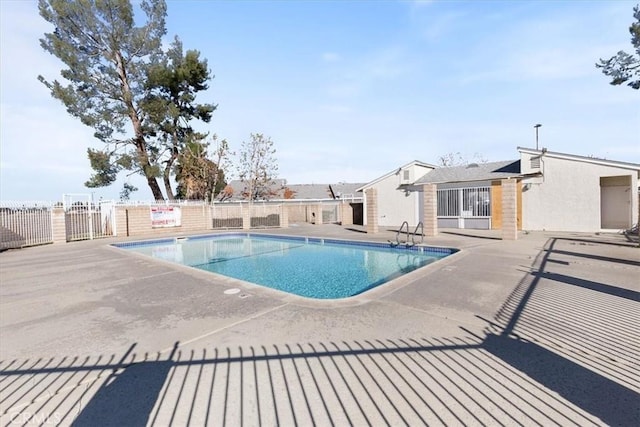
top-left (115, 234), bottom-right (456, 299)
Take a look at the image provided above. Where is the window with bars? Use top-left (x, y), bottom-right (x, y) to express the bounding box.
top-left (437, 189), bottom-right (459, 216)
top-left (437, 187), bottom-right (491, 217)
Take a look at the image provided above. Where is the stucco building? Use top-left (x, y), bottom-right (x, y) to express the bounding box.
top-left (356, 161), bottom-right (436, 228)
top-left (359, 148), bottom-right (639, 233)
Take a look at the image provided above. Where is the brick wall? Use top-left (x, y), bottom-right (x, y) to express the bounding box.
top-left (115, 205), bottom-right (211, 237)
top-left (422, 184), bottom-right (438, 237)
top-left (340, 201), bottom-right (353, 226)
top-left (366, 188), bottom-right (379, 233)
top-left (3, 200), bottom-right (361, 245)
top-left (501, 179), bottom-right (518, 240)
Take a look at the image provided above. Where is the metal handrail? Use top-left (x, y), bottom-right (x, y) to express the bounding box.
top-left (389, 221), bottom-right (425, 247)
top-left (397, 221), bottom-right (409, 245)
top-left (411, 222), bottom-right (424, 245)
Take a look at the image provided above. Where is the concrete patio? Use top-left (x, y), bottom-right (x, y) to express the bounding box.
top-left (0, 224), bottom-right (638, 426)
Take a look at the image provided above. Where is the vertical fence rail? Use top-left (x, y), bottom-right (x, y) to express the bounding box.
top-left (63, 195), bottom-right (116, 242)
top-left (0, 202), bottom-right (54, 250)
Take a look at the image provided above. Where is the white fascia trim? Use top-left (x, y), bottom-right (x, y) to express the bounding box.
top-left (518, 147), bottom-right (640, 172)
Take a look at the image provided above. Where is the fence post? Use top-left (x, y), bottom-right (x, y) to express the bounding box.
top-left (88, 201), bottom-right (94, 240)
top-left (206, 202), bottom-right (212, 230)
top-left (341, 200), bottom-right (353, 226)
top-left (365, 188), bottom-right (379, 234)
top-left (279, 205), bottom-right (289, 228)
top-left (51, 207), bottom-right (66, 243)
top-left (242, 204), bottom-right (251, 230)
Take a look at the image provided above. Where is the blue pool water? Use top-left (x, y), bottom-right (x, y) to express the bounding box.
top-left (115, 234), bottom-right (456, 299)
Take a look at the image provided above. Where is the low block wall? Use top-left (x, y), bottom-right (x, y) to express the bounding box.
top-left (1, 198), bottom-right (363, 247)
top-left (116, 205), bottom-right (211, 237)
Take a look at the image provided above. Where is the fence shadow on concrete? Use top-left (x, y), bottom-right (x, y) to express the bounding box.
top-left (483, 235), bottom-right (639, 426)
top-left (3, 336), bottom-right (637, 425)
top-left (1, 336), bottom-right (617, 426)
top-left (1, 236), bottom-right (638, 426)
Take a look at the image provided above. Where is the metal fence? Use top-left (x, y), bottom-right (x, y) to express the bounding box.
top-left (249, 203), bottom-right (281, 228)
top-left (0, 202), bottom-right (54, 250)
top-left (322, 204), bottom-right (339, 223)
top-left (210, 203), bottom-right (244, 229)
top-left (64, 196), bottom-right (115, 242)
top-left (1, 196), bottom-right (344, 249)
top-left (209, 203), bottom-right (283, 229)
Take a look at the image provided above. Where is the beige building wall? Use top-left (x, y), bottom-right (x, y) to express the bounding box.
top-left (364, 175), bottom-right (420, 227)
top-left (520, 152), bottom-right (639, 232)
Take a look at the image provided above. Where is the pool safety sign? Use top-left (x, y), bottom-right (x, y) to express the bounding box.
top-left (150, 206), bottom-right (182, 228)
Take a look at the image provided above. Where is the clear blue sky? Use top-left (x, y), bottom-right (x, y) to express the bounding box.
top-left (1, 0), bottom-right (638, 201)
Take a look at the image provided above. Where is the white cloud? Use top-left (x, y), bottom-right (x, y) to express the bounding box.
top-left (321, 52), bottom-right (341, 62)
top-left (414, 9), bottom-right (465, 43)
top-left (0, 1), bottom-right (62, 102)
top-left (324, 45), bottom-right (414, 100)
top-left (453, 2), bottom-right (637, 86)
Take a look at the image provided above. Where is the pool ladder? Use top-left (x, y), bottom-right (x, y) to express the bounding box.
top-left (390, 221), bottom-right (424, 247)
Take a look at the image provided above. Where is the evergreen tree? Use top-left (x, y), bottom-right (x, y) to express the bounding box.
top-left (38, 0), bottom-right (215, 199)
top-left (597, 5), bottom-right (640, 89)
top-left (142, 37), bottom-right (215, 200)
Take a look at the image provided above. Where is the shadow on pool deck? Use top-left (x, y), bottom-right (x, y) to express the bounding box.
top-left (2, 234), bottom-right (639, 425)
top-left (1, 338), bottom-right (636, 425)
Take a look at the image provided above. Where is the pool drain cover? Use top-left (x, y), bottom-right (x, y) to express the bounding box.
top-left (224, 288), bottom-right (241, 295)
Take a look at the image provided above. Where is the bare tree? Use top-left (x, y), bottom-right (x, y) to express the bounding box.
top-left (237, 133), bottom-right (278, 201)
top-left (209, 135), bottom-right (234, 201)
top-left (438, 152), bottom-right (488, 167)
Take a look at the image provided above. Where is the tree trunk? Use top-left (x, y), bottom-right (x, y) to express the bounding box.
top-left (135, 138), bottom-right (164, 200)
top-left (163, 169), bottom-right (174, 200)
top-left (145, 171), bottom-right (164, 201)
top-left (163, 153), bottom-right (177, 201)
top-left (162, 130), bottom-right (181, 201)
top-left (115, 50), bottom-right (165, 200)
top-left (210, 165), bottom-right (219, 202)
